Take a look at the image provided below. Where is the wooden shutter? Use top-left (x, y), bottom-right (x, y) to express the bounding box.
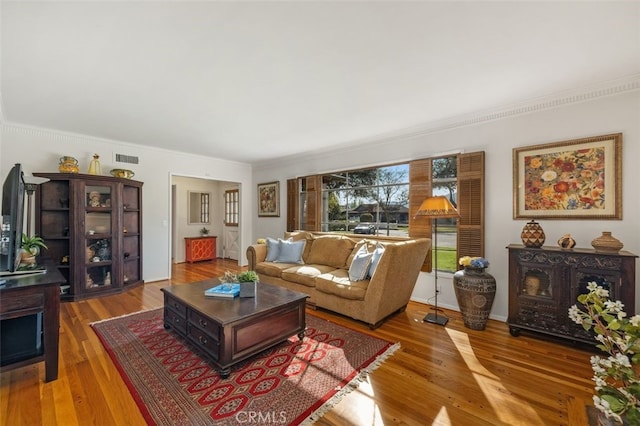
top-left (304, 176), bottom-right (322, 231)
top-left (457, 151), bottom-right (485, 265)
top-left (409, 159), bottom-right (433, 272)
top-left (286, 178), bottom-right (299, 232)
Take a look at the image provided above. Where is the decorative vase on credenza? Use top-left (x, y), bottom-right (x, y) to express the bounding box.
top-left (557, 234), bottom-right (576, 249)
top-left (521, 220), bottom-right (545, 248)
top-left (591, 231), bottom-right (624, 253)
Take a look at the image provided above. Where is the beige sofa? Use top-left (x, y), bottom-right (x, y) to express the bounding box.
top-left (246, 231), bottom-right (431, 328)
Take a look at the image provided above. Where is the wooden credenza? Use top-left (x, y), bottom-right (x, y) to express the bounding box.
top-left (507, 244), bottom-right (637, 345)
top-left (185, 236), bottom-right (217, 263)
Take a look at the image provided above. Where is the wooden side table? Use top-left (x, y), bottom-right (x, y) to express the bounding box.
top-left (0, 261), bottom-right (65, 382)
top-left (185, 236), bottom-right (217, 263)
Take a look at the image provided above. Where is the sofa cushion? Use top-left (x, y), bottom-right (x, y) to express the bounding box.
top-left (348, 244), bottom-right (373, 281)
top-left (306, 236), bottom-right (355, 269)
top-left (255, 261), bottom-right (299, 278)
top-left (315, 269), bottom-right (369, 300)
top-left (281, 264), bottom-right (336, 287)
top-left (274, 239), bottom-right (305, 264)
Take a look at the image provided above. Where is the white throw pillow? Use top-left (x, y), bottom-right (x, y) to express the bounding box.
top-left (367, 243), bottom-right (385, 279)
top-left (348, 244), bottom-right (373, 281)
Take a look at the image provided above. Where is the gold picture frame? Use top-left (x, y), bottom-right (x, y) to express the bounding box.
top-left (257, 181), bottom-right (280, 217)
top-left (513, 133), bottom-right (622, 219)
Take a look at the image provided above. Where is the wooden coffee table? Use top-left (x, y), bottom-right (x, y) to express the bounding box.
top-left (161, 280), bottom-right (307, 378)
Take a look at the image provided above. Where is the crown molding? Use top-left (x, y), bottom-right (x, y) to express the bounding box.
top-left (254, 73), bottom-right (640, 170)
top-left (0, 121), bottom-right (251, 168)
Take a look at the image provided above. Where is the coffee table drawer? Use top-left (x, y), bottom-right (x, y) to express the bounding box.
top-left (164, 307), bottom-right (187, 334)
top-left (188, 324), bottom-right (220, 360)
top-left (164, 295), bottom-right (187, 318)
top-left (189, 310), bottom-right (220, 341)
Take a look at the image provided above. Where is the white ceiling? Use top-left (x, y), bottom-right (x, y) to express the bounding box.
top-left (2, 1), bottom-right (639, 164)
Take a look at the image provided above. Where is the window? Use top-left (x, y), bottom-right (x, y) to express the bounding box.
top-left (289, 151), bottom-right (484, 272)
top-left (320, 165), bottom-right (409, 236)
top-left (224, 189), bottom-right (239, 226)
top-left (431, 156), bottom-right (458, 272)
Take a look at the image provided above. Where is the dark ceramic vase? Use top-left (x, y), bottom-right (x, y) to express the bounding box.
top-left (453, 267), bottom-right (497, 330)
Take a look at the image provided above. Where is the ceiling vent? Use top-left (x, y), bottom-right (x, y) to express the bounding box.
top-left (114, 153), bottom-right (139, 164)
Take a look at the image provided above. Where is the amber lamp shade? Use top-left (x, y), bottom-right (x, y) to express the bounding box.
top-left (415, 196), bottom-right (460, 219)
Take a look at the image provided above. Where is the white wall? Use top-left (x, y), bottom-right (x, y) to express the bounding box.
top-left (252, 89), bottom-right (640, 321)
top-left (0, 125), bottom-right (253, 282)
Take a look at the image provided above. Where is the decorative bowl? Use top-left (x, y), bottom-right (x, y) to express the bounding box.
top-left (110, 168), bottom-right (135, 179)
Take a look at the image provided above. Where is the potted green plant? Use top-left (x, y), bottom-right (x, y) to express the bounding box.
top-left (238, 270), bottom-right (259, 283)
top-left (20, 233), bottom-right (48, 264)
top-left (238, 270), bottom-right (259, 297)
top-left (200, 227), bottom-right (210, 236)
top-left (569, 282), bottom-right (640, 425)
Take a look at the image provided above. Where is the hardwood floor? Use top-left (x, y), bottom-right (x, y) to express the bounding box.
top-left (1, 259), bottom-right (595, 425)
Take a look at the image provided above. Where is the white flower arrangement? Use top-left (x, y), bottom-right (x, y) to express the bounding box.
top-left (569, 282), bottom-right (640, 424)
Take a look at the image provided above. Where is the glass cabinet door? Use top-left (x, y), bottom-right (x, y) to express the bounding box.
top-left (122, 183), bottom-right (142, 286)
top-left (82, 183), bottom-right (117, 292)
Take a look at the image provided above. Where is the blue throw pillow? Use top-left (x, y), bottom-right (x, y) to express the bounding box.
top-left (265, 237), bottom-right (280, 262)
top-left (367, 243), bottom-right (385, 279)
top-left (349, 244), bottom-right (373, 281)
top-left (275, 239), bottom-right (305, 264)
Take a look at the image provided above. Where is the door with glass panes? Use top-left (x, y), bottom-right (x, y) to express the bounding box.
top-left (76, 180), bottom-right (120, 296)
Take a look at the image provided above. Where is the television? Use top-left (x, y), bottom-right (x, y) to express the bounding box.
top-left (0, 163), bottom-right (25, 273)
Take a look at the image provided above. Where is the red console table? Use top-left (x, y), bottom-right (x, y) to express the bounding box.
top-left (185, 236), bottom-right (217, 263)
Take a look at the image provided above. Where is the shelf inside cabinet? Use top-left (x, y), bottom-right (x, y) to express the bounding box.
top-left (86, 260), bottom-right (112, 266)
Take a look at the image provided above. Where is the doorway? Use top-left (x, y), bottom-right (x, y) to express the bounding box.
top-left (170, 175), bottom-right (241, 264)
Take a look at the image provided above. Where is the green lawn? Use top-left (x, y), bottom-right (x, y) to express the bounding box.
top-left (434, 247), bottom-right (457, 272)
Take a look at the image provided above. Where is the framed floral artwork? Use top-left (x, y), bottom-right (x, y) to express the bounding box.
top-left (513, 133), bottom-right (622, 219)
top-left (257, 181), bottom-right (280, 217)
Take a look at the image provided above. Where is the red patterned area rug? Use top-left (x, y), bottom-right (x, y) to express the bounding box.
top-left (91, 308), bottom-right (399, 425)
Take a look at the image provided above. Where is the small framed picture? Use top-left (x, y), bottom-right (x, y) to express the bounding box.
top-left (257, 181), bottom-right (280, 217)
top-left (513, 133), bottom-right (622, 219)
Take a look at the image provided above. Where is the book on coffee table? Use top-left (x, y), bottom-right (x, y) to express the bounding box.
top-left (205, 283), bottom-right (240, 298)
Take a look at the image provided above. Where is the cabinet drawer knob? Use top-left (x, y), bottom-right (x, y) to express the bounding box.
top-left (199, 319), bottom-right (207, 327)
top-left (174, 317), bottom-right (180, 323)
top-left (198, 335), bottom-right (208, 345)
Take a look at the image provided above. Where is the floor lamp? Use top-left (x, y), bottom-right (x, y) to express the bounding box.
top-left (414, 196), bottom-right (459, 326)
